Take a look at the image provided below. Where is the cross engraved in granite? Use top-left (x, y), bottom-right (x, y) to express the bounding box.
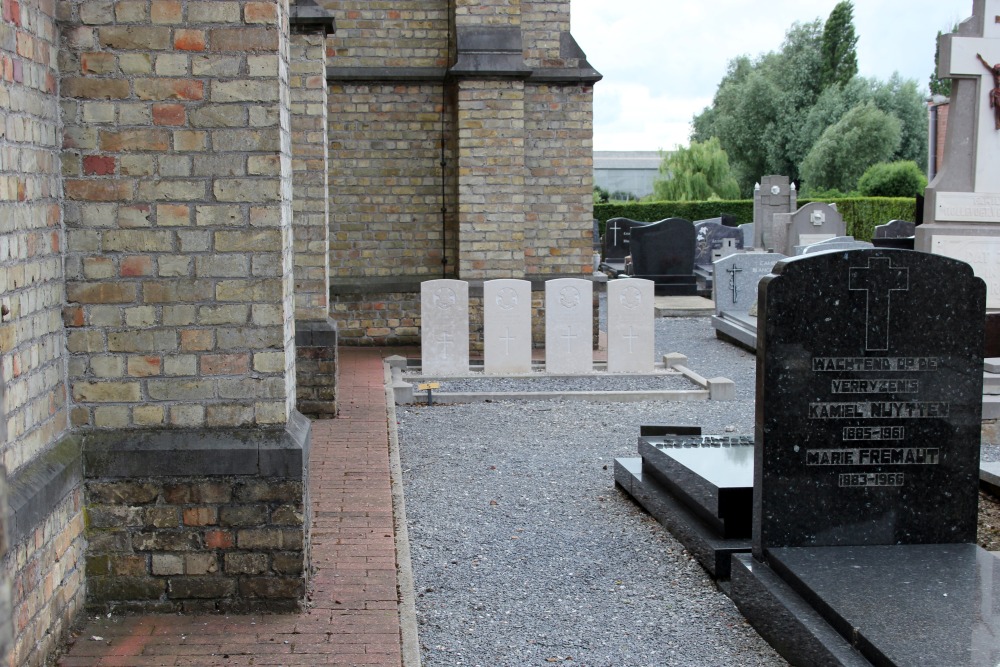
top-left (500, 328), bottom-right (515, 355)
top-left (610, 221), bottom-right (618, 246)
top-left (624, 326), bottom-right (638, 354)
top-left (437, 332), bottom-right (453, 357)
top-left (562, 326), bottom-right (577, 353)
top-left (848, 256), bottom-right (909, 352)
top-left (727, 264), bottom-right (743, 304)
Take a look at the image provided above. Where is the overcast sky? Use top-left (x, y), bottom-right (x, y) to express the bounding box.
top-left (571, 0), bottom-right (967, 152)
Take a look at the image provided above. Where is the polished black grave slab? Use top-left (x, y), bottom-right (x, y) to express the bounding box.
top-left (615, 425), bottom-right (754, 578)
top-left (638, 435), bottom-right (753, 538)
top-left (764, 544), bottom-right (1000, 667)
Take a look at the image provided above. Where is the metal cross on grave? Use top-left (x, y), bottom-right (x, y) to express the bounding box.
top-left (945, 0), bottom-right (1000, 191)
top-left (726, 264), bottom-right (743, 304)
top-left (848, 257), bottom-right (909, 352)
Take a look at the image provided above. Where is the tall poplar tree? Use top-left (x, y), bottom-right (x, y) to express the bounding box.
top-left (821, 1), bottom-right (858, 88)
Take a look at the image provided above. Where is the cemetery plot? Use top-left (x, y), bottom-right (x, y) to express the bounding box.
top-left (711, 252), bottom-right (785, 351)
top-left (625, 218), bottom-right (698, 295)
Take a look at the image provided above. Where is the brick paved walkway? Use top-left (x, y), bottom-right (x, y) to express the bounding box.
top-left (58, 348), bottom-right (404, 667)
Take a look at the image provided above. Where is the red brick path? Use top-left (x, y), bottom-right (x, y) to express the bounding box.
top-left (57, 348), bottom-right (404, 667)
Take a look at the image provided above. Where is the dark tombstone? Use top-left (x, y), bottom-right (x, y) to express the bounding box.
top-left (601, 218), bottom-right (650, 276)
top-left (615, 425), bottom-right (755, 579)
top-left (731, 249), bottom-right (991, 667)
top-left (871, 220), bottom-right (916, 250)
top-left (694, 220), bottom-right (744, 267)
top-left (626, 217), bottom-right (697, 295)
top-left (987, 313), bottom-right (1000, 358)
top-left (593, 218), bottom-right (601, 251)
top-left (915, 193), bottom-right (924, 226)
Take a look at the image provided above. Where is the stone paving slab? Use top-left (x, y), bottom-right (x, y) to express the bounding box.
top-left (57, 349), bottom-right (404, 667)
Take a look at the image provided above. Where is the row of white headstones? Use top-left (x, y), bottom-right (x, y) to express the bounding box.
top-left (421, 278), bottom-right (656, 376)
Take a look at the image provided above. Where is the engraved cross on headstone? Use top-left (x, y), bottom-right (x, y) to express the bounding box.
top-left (624, 326), bottom-right (639, 354)
top-left (561, 326), bottom-right (577, 353)
top-left (438, 332), bottom-right (453, 357)
top-left (500, 328), bottom-right (515, 356)
top-left (610, 221), bottom-right (618, 247)
top-left (848, 257), bottom-right (909, 352)
top-left (727, 264), bottom-right (743, 304)
top-left (945, 1), bottom-right (1000, 191)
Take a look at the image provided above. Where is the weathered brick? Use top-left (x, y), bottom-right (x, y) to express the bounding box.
top-left (168, 577), bottom-right (235, 599)
top-left (224, 552), bottom-right (268, 575)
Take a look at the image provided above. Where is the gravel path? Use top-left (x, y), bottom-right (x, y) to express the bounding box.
top-left (398, 305), bottom-right (782, 666)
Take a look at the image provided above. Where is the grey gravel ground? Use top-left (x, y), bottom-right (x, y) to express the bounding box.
top-left (398, 303), bottom-right (782, 666)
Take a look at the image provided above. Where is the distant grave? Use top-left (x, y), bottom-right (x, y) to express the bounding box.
top-left (545, 278), bottom-right (594, 374)
top-left (600, 217), bottom-right (649, 276)
top-left (483, 279), bottom-right (532, 375)
top-left (607, 279), bottom-right (655, 373)
top-left (768, 202), bottom-right (846, 256)
top-left (710, 252), bottom-right (785, 351)
top-left (421, 279), bottom-right (470, 375)
top-left (625, 218), bottom-right (698, 295)
top-left (694, 219), bottom-right (744, 289)
top-left (871, 219), bottom-right (916, 249)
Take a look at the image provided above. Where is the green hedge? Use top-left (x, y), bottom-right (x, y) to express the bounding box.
top-left (594, 197), bottom-right (916, 242)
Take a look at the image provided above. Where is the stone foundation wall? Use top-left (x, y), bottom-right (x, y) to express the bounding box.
top-left (82, 419), bottom-right (310, 614)
top-left (85, 476), bottom-right (305, 614)
top-left (0, 467), bottom-right (11, 665)
top-left (6, 439), bottom-right (87, 667)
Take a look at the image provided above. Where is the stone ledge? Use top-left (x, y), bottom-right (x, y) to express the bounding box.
top-left (295, 317), bottom-right (338, 346)
top-left (82, 411), bottom-right (311, 479)
top-left (331, 273), bottom-right (607, 296)
top-left (8, 436), bottom-right (83, 546)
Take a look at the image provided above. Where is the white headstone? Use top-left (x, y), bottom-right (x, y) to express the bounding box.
top-left (544, 278), bottom-right (593, 374)
top-left (483, 279), bottom-right (532, 375)
top-left (420, 279), bottom-right (469, 375)
top-left (606, 279), bottom-right (655, 373)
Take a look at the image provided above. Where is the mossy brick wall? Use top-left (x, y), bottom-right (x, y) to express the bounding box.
top-left (327, 82), bottom-right (456, 280)
top-left (330, 291), bottom-right (421, 346)
top-left (59, 0), bottom-right (298, 431)
top-left (0, 468), bottom-right (10, 665)
top-left (85, 478), bottom-right (304, 614)
top-left (8, 485), bottom-right (87, 667)
top-left (0, 0), bottom-right (88, 661)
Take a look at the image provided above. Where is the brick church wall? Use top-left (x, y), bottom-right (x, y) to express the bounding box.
top-left (0, 0), bottom-right (88, 661)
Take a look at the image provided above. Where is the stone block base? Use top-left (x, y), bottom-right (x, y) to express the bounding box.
top-left (6, 438), bottom-right (87, 667)
top-left (82, 414), bottom-right (311, 614)
top-left (296, 319), bottom-right (339, 418)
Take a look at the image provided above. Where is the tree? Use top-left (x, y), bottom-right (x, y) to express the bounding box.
top-left (821, 2), bottom-right (858, 88)
top-left (800, 102), bottom-right (901, 193)
top-left (652, 138), bottom-right (740, 201)
top-left (856, 160), bottom-right (928, 197)
top-left (929, 28), bottom-right (957, 97)
top-left (691, 21), bottom-right (824, 194)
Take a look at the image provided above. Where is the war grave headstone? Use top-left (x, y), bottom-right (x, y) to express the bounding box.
top-left (421, 279), bottom-right (470, 376)
top-left (794, 236), bottom-right (873, 256)
top-left (771, 202), bottom-right (846, 256)
top-left (729, 249), bottom-right (993, 667)
top-left (710, 252), bottom-right (786, 351)
top-left (753, 176), bottom-right (796, 251)
top-left (545, 278), bottom-right (593, 374)
top-left (600, 217), bottom-right (649, 276)
top-left (625, 218), bottom-right (698, 295)
top-left (606, 279), bottom-right (655, 373)
top-left (872, 220), bottom-right (916, 250)
top-left (694, 220), bottom-right (744, 289)
top-left (917, 0), bottom-right (1000, 309)
top-left (483, 279), bottom-right (532, 375)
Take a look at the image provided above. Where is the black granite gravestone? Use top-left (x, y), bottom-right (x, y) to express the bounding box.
top-left (600, 217), bottom-right (650, 276)
top-left (730, 248), bottom-right (991, 667)
top-left (871, 219), bottom-right (915, 250)
top-left (754, 249), bottom-right (985, 552)
top-left (626, 217), bottom-right (697, 295)
top-left (694, 220), bottom-right (744, 267)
